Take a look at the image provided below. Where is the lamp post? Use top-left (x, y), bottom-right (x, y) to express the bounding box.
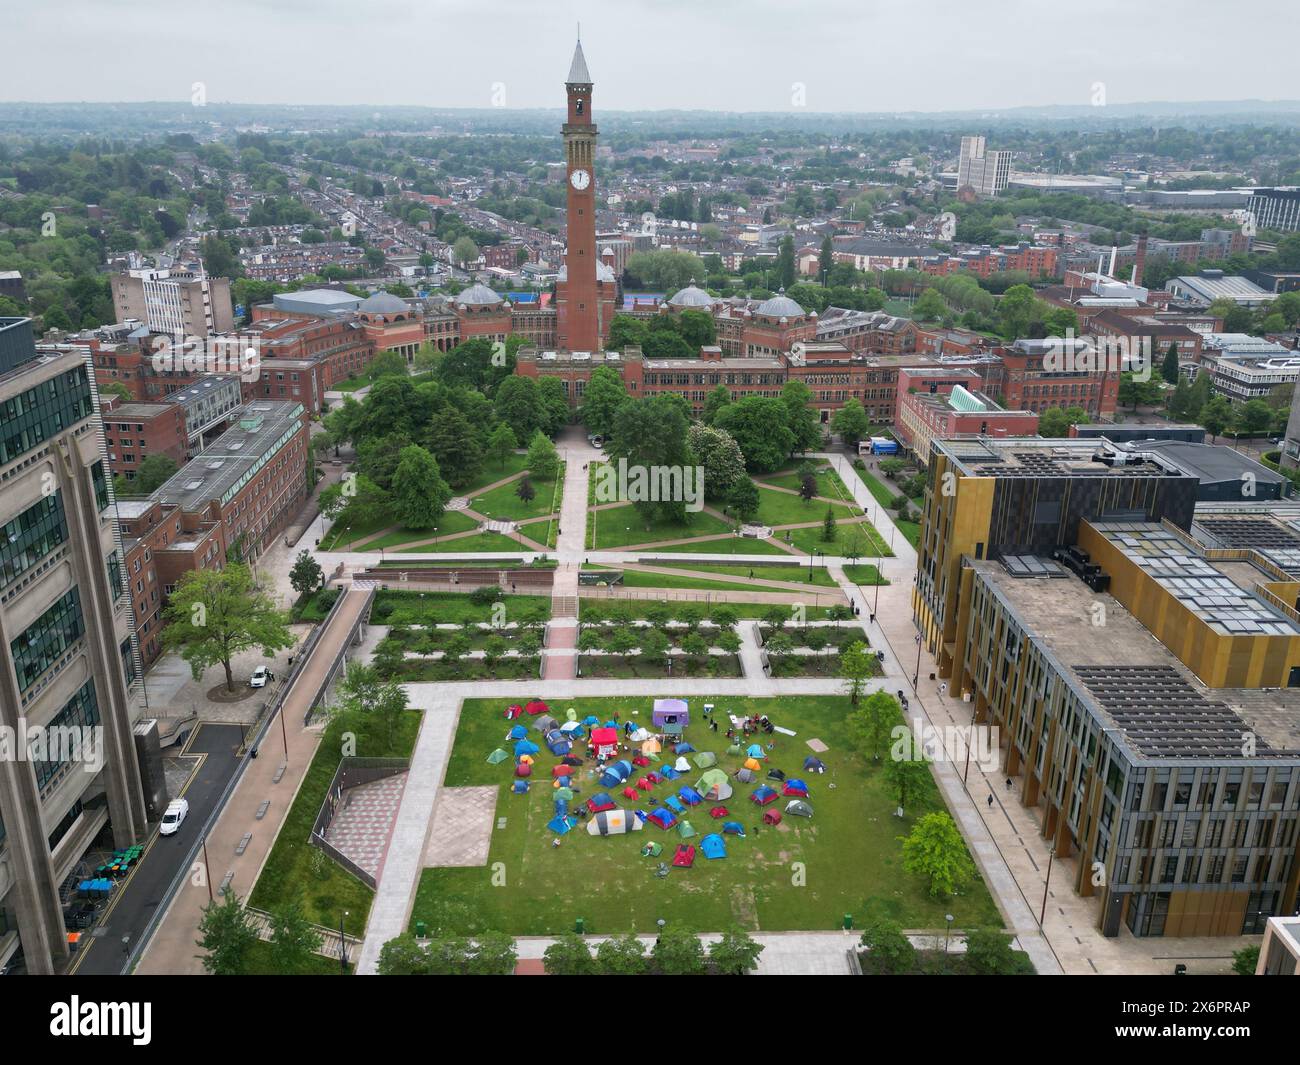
top-left (339, 910), bottom-right (350, 974)
top-left (1039, 850), bottom-right (1055, 927)
top-left (912, 632), bottom-right (923, 689)
top-left (943, 913), bottom-right (954, 957)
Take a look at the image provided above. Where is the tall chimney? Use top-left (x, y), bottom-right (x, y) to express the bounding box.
top-left (1132, 233), bottom-right (1148, 288)
top-left (1108, 244), bottom-right (1118, 277)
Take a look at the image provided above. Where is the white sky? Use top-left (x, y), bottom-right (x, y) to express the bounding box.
top-left (2, 0), bottom-right (1295, 113)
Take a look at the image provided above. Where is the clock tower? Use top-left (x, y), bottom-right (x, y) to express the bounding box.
top-left (556, 37), bottom-right (610, 352)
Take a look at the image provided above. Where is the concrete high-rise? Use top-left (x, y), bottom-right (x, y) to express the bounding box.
top-left (957, 135), bottom-right (1012, 198)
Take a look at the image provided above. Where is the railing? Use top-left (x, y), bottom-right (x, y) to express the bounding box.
top-left (302, 583), bottom-right (376, 726)
top-left (246, 905), bottom-right (362, 962)
top-left (309, 757), bottom-right (409, 891)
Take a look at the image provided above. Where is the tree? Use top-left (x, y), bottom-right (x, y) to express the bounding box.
top-left (607, 395), bottom-right (693, 524)
top-left (1199, 395), bottom-right (1233, 443)
top-left (651, 930), bottom-right (706, 975)
top-left (120, 454), bottom-right (179, 496)
top-left (913, 288), bottom-right (947, 321)
top-left (728, 476), bottom-right (761, 523)
top-left (368, 350), bottom-right (408, 380)
top-left (1232, 944), bottom-right (1260, 976)
top-left (466, 932), bottom-right (517, 975)
top-left (392, 445), bottom-right (451, 529)
top-left (847, 689), bottom-right (898, 759)
top-left (819, 233), bottom-right (834, 284)
top-left (525, 430), bottom-right (560, 480)
top-left (1036, 405), bottom-right (1088, 438)
top-left (884, 748), bottom-right (932, 812)
top-left (195, 890), bottom-right (258, 975)
top-left (780, 381), bottom-right (822, 455)
top-left (687, 423), bottom-right (745, 500)
top-left (289, 550), bottom-right (324, 597)
top-left (543, 933), bottom-right (596, 975)
top-left (831, 398), bottom-right (871, 449)
top-left (377, 934), bottom-right (431, 975)
top-left (337, 662), bottom-right (409, 746)
top-left (494, 375), bottom-right (541, 443)
top-left (715, 396), bottom-right (795, 472)
top-left (639, 628), bottom-right (670, 667)
top-left (486, 422), bottom-right (519, 468)
top-left (428, 407), bottom-right (484, 488)
top-left (595, 932), bottom-right (646, 975)
top-left (538, 376), bottom-right (571, 437)
top-left (859, 919), bottom-right (916, 975)
top-left (267, 900), bottom-right (324, 975)
top-left (1118, 372), bottom-right (1162, 411)
top-left (996, 284), bottom-right (1038, 339)
top-left (580, 365), bottom-right (629, 437)
top-left (162, 564), bottom-right (294, 693)
top-left (900, 812), bottom-right (977, 897)
top-left (1233, 398), bottom-right (1272, 437)
top-left (452, 235), bottom-right (480, 266)
top-left (820, 505), bottom-right (837, 543)
top-left (702, 383), bottom-right (732, 424)
top-left (708, 928), bottom-right (765, 974)
top-left (799, 471), bottom-right (818, 504)
top-left (964, 927), bottom-right (1022, 975)
top-left (1161, 342), bottom-right (1180, 384)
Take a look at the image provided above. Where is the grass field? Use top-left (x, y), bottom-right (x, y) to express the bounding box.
top-left (750, 486), bottom-right (858, 528)
top-left (242, 940), bottom-right (351, 975)
top-left (578, 599), bottom-right (842, 624)
top-left (782, 518), bottom-right (892, 558)
top-left (616, 561), bottom-right (842, 590)
top-left (411, 695), bottom-right (1000, 937)
top-left (470, 467), bottom-right (563, 523)
top-left (757, 465), bottom-right (851, 502)
top-left (646, 536), bottom-right (794, 556)
top-left (373, 589), bottom-right (551, 626)
top-left (391, 531), bottom-right (535, 554)
top-left (588, 503), bottom-right (734, 549)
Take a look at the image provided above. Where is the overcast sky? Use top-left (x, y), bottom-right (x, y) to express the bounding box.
top-left (3, 0), bottom-right (1295, 113)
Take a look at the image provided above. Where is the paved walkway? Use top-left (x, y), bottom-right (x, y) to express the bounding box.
top-left (325, 774), bottom-right (408, 882)
top-left (136, 584), bottom-right (372, 975)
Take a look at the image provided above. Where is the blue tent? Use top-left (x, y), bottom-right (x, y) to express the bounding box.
top-left (664, 796), bottom-right (686, 814)
top-left (659, 766), bottom-right (680, 780)
top-left (803, 756), bottom-right (826, 772)
top-left (783, 778), bottom-right (809, 796)
top-left (599, 760), bottom-right (633, 788)
top-left (546, 815), bottom-right (577, 834)
top-left (722, 821), bottom-right (746, 836)
top-left (678, 786), bottom-right (703, 807)
top-left (675, 742), bottom-right (696, 754)
top-left (507, 725), bottom-right (528, 740)
top-left (604, 720), bottom-right (618, 728)
top-left (700, 833), bottom-right (727, 859)
top-left (582, 715), bottom-right (600, 726)
top-left (514, 739), bottom-right (540, 757)
top-left (546, 730), bottom-right (572, 756)
top-left (554, 798), bottom-right (569, 817)
top-left (648, 807), bottom-right (677, 830)
top-left (750, 785), bottom-right (778, 806)
top-left (511, 780), bottom-right (530, 794)
top-left (746, 744), bottom-right (765, 759)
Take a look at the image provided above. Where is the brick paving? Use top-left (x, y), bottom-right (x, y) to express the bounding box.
top-left (422, 786), bottom-right (498, 867)
top-left (325, 774), bottom-right (408, 881)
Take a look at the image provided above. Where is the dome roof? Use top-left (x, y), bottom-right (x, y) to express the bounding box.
top-left (667, 283), bottom-right (713, 309)
top-left (358, 291), bottom-right (409, 314)
top-left (457, 283), bottom-right (504, 306)
top-left (557, 262), bottom-right (617, 283)
top-left (755, 290), bottom-right (804, 318)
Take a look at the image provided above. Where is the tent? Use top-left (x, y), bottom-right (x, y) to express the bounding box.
top-left (696, 769), bottom-right (732, 801)
top-left (672, 844), bottom-right (696, 868)
top-left (554, 799), bottom-right (569, 817)
top-left (566, 707), bottom-right (578, 722)
top-left (560, 721), bottom-right (583, 734)
top-left (659, 766), bottom-right (679, 781)
top-left (551, 764), bottom-right (574, 779)
top-left (743, 758), bottom-right (762, 772)
top-left (507, 725), bottom-right (528, 741)
top-left (486, 748), bottom-right (509, 765)
top-left (767, 768), bottom-right (786, 782)
top-left (785, 799), bottom-right (814, 818)
top-left (762, 808), bottom-right (782, 826)
top-left (554, 786), bottom-right (574, 802)
top-left (622, 786), bottom-right (639, 801)
top-left (750, 786), bottom-right (778, 806)
top-left (692, 751), bottom-right (718, 769)
top-left (726, 744), bottom-right (742, 756)
top-left (664, 796), bottom-right (686, 814)
top-left (652, 698), bottom-right (689, 730)
top-left (582, 715), bottom-right (600, 727)
top-left (525, 700), bottom-right (549, 716)
top-left (561, 755), bottom-right (584, 767)
top-left (677, 786), bottom-right (703, 807)
top-left (590, 727), bottom-right (620, 759)
top-left (782, 779), bottom-right (809, 797)
top-left (646, 772), bottom-right (662, 785)
top-left (586, 792), bottom-right (616, 814)
top-left (700, 833), bottom-right (727, 860)
top-left (673, 756), bottom-right (691, 773)
top-left (628, 727), bottom-right (651, 743)
top-left (515, 762), bottom-right (532, 778)
top-left (722, 821), bottom-right (746, 836)
top-left (640, 737), bottom-right (662, 756)
top-left (632, 755), bottom-right (650, 767)
top-left (636, 777), bottom-right (653, 792)
top-left (648, 808), bottom-right (677, 830)
top-left (599, 760), bottom-right (633, 788)
top-left (511, 780), bottom-right (529, 794)
top-left (547, 815), bottom-right (577, 834)
top-left (676, 820), bottom-right (697, 839)
top-left (746, 744), bottom-right (766, 759)
top-left (518, 754), bottom-right (535, 765)
top-left (734, 768), bottom-right (757, 784)
top-left (803, 756), bottom-right (826, 773)
top-left (506, 704), bottom-right (524, 720)
top-left (514, 739), bottom-right (540, 757)
top-left (708, 805), bottom-right (729, 819)
top-left (545, 730), bottom-right (572, 756)
top-left (675, 742), bottom-right (696, 754)
top-left (534, 714), bottom-right (558, 734)
top-left (641, 841), bottom-right (663, 858)
top-left (587, 809), bottom-right (643, 836)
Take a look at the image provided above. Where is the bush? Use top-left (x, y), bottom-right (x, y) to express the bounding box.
top-left (469, 584), bottom-right (502, 606)
top-left (372, 600), bottom-right (395, 621)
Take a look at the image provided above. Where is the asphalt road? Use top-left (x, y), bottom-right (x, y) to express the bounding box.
top-left (67, 723), bottom-right (245, 975)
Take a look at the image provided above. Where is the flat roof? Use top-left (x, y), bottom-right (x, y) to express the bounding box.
top-left (938, 436), bottom-right (1176, 478)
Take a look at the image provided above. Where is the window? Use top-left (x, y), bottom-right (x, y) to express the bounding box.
top-left (31, 679), bottom-right (100, 793)
top-left (0, 367), bottom-right (94, 465)
top-left (10, 588), bottom-right (84, 692)
top-left (0, 492), bottom-right (67, 591)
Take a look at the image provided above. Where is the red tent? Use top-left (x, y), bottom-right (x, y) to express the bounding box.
top-left (505, 704), bottom-right (524, 719)
top-left (762, 808), bottom-right (782, 825)
top-left (551, 765), bottom-right (573, 778)
top-left (672, 844), bottom-right (696, 868)
top-left (515, 762), bottom-right (532, 778)
top-left (525, 700), bottom-right (549, 716)
top-left (646, 772), bottom-right (661, 785)
top-left (632, 755), bottom-right (650, 767)
top-left (709, 806), bottom-right (729, 819)
top-left (590, 727), bottom-right (620, 759)
top-left (622, 786), bottom-right (639, 800)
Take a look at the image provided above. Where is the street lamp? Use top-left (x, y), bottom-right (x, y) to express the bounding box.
top-left (912, 632), bottom-right (923, 689)
top-left (339, 910), bottom-right (350, 974)
top-left (943, 914), bottom-right (954, 961)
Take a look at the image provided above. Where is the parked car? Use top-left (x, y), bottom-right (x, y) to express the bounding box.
top-left (159, 798), bottom-right (189, 836)
top-left (250, 666), bottom-right (269, 688)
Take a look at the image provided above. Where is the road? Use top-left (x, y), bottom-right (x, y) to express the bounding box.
top-left (68, 723), bottom-right (245, 975)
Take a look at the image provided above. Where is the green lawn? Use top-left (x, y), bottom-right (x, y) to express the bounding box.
top-left (242, 939), bottom-right (351, 975)
top-left (750, 486), bottom-right (858, 528)
top-left (373, 589), bottom-right (551, 626)
top-left (588, 503), bottom-right (734, 549)
top-left (854, 467), bottom-right (923, 547)
top-left (466, 452), bottom-right (530, 493)
top-left (470, 468), bottom-right (563, 523)
top-left (517, 514), bottom-right (559, 548)
top-left (842, 563), bottom-right (888, 586)
top-left (620, 562), bottom-right (841, 589)
top-left (781, 518), bottom-right (892, 558)
top-left (758, 466), bottom-right (851, 501)
top-left (359, 510), bottom-right (480, 551)
top-left (646, 536), bottom-right (795, 557)
top-left (250, 708), bottom-right (422, 937)
top-left (578, 599), bottom-right (842, 624)
top-left (392, 531), bottom-right (534, 554)
top-left (319, 511), bottom-right (393, 550)
top-left (411, 695), bottom-right (1000, 937)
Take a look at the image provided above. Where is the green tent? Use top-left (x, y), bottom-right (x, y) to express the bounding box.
top-left (725, 744), bottom-right (742, 756)
top-left (641, 841), bottom-right (663, 857)
top-left (677, 820), bottom-right (696, 839)
top-left (692, 751), bottom-right (718, 769)
top-left (486, 748), bottom-right (509, 764)
top-left (554, 786), bottom-right (575, 802)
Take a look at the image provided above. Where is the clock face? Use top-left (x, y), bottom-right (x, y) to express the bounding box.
top-left (570, 168), bottom-right (591, 191)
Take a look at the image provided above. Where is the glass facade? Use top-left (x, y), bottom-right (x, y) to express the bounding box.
top-left (0, 492), bottom-right (67, 591)
top-left (10, 587), bottom-right (84, 692)
top-left (91, 459), bottom-right (110, 512)
top-left (0, 366), bottom-right (94, 466)
top-left (106, 548), bottom-right (125, 603)
top-left (31, 678), bottom-right (100, 793)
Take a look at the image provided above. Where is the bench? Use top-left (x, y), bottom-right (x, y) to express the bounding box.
top-left (256, 800), bottom-right (271, 820)
top-left (235, 833), bottom-right (252, 856)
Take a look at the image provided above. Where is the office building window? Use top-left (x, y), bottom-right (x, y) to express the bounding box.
top-left (31, 679), bottom-right (100, 793)
top-left (0, 492), bottom-right (67, 590)
top-left (10, 588), bottom-right (84, 692)
top-left (0, 367), bottom-right (94, 465)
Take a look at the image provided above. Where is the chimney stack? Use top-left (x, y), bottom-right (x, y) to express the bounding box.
top-left (1132, 233), bottom-right (1148, 288)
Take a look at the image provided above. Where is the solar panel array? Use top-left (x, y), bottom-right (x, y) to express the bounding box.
top-left (1002, 555), bottom-right (1067, 578)
top-left (1074, 665), bottom-right (1271, 758)
top-left (1101, 524), bottom-right (1299, 636)
top-left (1196, 516), bottom-right (1300, 552)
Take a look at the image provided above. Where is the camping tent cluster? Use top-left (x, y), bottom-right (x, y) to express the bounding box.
top-left (486, 699), bottom-right (819, 871)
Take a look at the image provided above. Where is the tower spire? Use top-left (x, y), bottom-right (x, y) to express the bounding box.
top-left (567, 35), bottom-right (591, 85)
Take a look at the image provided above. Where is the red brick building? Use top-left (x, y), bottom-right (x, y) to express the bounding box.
top-left (99, 399), bottom-right (188, 479)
